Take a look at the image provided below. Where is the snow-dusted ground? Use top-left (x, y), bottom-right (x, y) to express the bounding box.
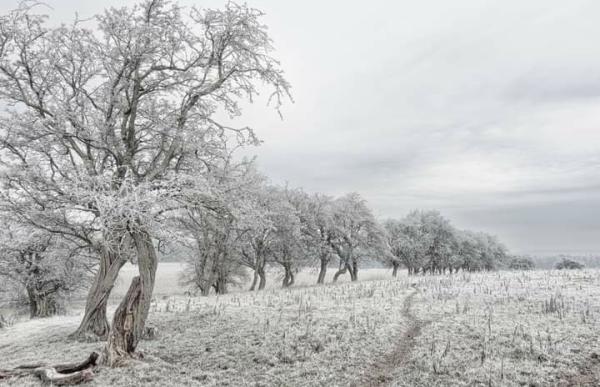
top-left (400, 270), bottom-right (600, 386)
top-left (0, 269), bottom-right (413, 386)
top-left (2, 268), bottom-right (600, 386)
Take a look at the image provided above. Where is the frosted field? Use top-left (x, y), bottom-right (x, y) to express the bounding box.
top-left (2, 268), bottom-right (600, 386)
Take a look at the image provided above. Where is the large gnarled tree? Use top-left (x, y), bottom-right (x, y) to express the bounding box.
top-left (0, 0), bottom-right (288, 365)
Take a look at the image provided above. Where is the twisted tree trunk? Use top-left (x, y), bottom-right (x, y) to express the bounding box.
top-left (256, 254), bottom-right (267, 290)
top-left (349, 260), bottom-right (358, 282)
top-left (281, 262), bottom-right (294, 288)
top-left (26, 281), bottom-right (63, 318)
top-left (101, 277), bottom-right (142, 366)
top-left (317, 254), bottom-right (329, 285)
top-left (72, 248), bottom-right (127, 340)
top-left (249, 269), bottom-right (258, 291)
top-left (392, 261), bottom-right (400, 277)
top-left (101, 228), bottom-right (157, 366)
top-left (332, 262), bottom-right (347, 282)
top-left (257, 267), bottom-right (267, 290)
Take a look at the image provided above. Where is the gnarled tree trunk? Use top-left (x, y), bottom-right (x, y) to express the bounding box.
top-left (213, 274), bottom-right (228, 294)
top-left (101, 277), bottom-right (142, 366)
top-left (281, 262), bottom-right (294, 288)
top-left (349, 259), bottom-right (358, 282)
top-left (249, 269), bottom-right (259, 291)
top-left (317, 254), bottom-right (329, 284)
top-left (101, 228), bottom-right (157, 366)
top-left (257, 267), bottom-right (266, 290)
top-left (26, 282), bottom-right (63, 318)
top-left (392, 261), bottom-right (400, 277)
top-left (332, 261), bottom-right (347, 282)
top-left (72, 248), bottom-right (127, 340)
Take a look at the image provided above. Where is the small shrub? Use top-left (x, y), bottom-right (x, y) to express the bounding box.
top-left (555, 258), bottom-right (584, 270)
top-left (508, 257), bottom-right (536, 271)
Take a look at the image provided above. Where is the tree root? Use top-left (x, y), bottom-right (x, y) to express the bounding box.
top-left (0, 351), bottom-right (99, 385)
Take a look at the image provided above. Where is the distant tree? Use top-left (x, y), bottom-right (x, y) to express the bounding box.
top-left (238, 185), bottom-right (294, 290)
top-left (384, 211), bottom-right (510, 275)
top-left (555, 258), bottom-right (584, 270)
top-left (382, 220), bottom-right (410, 276)
top-left (289, 192), bottom-right (336, 284)
top-left (455, 231), bottom-right (481, 272)
top-left (178, 160), bottom-right (260, 295)
top-left (329, 193), bottom-right (385, 282)
top-left (383, 218), bottom-right (426, 275)
top-left (396, 210), bottom-right (456, 274)
top-left (0, 222), bottom-right (90, 318)
top-left (472, 232), bottom-right (508, 271)
top-left (508, 256), bottom-right (536, 271)
top-left (270, 187), bottom-right (314, 288)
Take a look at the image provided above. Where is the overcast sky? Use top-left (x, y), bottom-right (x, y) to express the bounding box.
top-left (2, 0), bottom-right (600, 254)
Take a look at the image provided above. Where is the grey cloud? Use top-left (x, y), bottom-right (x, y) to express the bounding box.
top-left (2, 0), bottom-right (600, 254)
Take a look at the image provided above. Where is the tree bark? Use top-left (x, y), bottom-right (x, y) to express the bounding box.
top-left (101, 228), bottom-right (157, 367)
top-left (257, 267), bottom-right (266, 290)
top-left (249, 269), bottom-right (258, 291)
top-left (213, 274), bottom-right (228, 294)
top-left (26, 283), bottom-right (62, 318)
top-left (101, 276), bottom-right (142, 366)
top-left (349, 261), bottom-right (358, 282)
top-left (332, 264), bottom-right (347, 282)
top-left (281, 263), bottom-right (295, 288)
top-left (317, 256), bottom-right (328, 284)
top-left (72, 248), bottom-right (127, 340)
top-left (392, 262), bottom-right (399, 277)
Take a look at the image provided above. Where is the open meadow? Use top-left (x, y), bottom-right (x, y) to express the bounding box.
top-left (2, 267), bottom-right (599, 386)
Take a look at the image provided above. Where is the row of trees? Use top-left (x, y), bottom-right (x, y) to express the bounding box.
top-left (384, 211), bottom-right (509, 275)
top-left (177, 177), bottom-right (388, 294)
top-left (174, 161), bottom-right (510, 294)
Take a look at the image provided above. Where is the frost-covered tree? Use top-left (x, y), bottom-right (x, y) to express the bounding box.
top-left (0, 0), bottom-right (288, 363)
top-left (237, 185), bottom-right (294, 290)
top-left (179, 159), bottom-right (261, 295)
top-left (0, 221), bottom-right (90, 318)
top-left (396, 210), bottom-right (456, 274)
top-left (386, 211), bottom-right (509, 275)
top-left (382, 219), bottom-right (411, 276)
top-left (297, 193), bottom-right (336, 284)
top-left (269, 187), bottom-right (308, 288)
top-left (471, 232), bottom-right (508, 271)
top-left (329, 193), bottom-right (385, 282)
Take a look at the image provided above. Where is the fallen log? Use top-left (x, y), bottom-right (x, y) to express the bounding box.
top-left (34, 367), bottom-right (94, 385)
top-left (0, 351), bottom-right (99, 385)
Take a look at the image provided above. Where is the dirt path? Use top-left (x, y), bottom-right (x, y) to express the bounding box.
top-left (355, 286), bottom-right (428, 387)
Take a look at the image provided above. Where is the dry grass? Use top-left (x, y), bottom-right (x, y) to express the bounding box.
top-left (399, 270), bottom-right (600, 386)
top-left (2, 268), bottom-right (600, 386)
top-left (0, 272), bottom-right (412, 386)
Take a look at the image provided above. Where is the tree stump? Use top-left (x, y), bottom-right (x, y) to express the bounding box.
top-left (101, 276), bottom-right (143, 366)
